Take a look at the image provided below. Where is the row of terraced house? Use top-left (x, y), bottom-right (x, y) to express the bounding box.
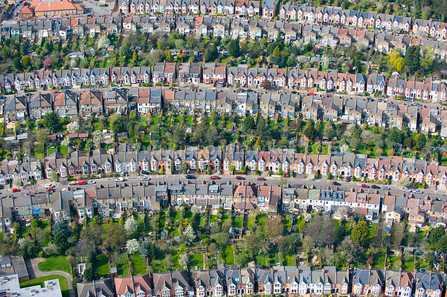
top-left (2, 65), bottom-right (447, 101)
top-left (0, 143), bottom-right (446, 190)
top-left (76, 264), bottom-right (447, 297)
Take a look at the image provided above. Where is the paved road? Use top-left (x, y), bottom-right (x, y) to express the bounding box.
top-left (2, 173), bottom-right (446, 201)
top-left (25, 258), bottom-right (74, 297)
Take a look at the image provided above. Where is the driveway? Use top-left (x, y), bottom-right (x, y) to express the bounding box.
top-left (25, 258), bottom-right (74, 297)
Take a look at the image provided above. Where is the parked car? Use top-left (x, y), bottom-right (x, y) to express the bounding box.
top-left (45, 184), bottom-right (55, 189)
top-left (141, 176), bottom-right (150, 181)
top-left (371, 185), bottom-right (381, 189)
top-left (361, 184), bottom-right (370, 188)
top-left (115, 177), bottom-right (124, 182)
top-left (45, 187), bottom-right (53, 192)
top-left (413, 189), bottom-right (423, 194)
top-left (141, 170), bottom-right (149, 175)
top-left (382, 186), bottom-right (391, 190)
top-left (236, 176), bottom-right (245, 180)
top-left (285, 172), bottom-right (290, 177)
top-left (404, 188), bottom-right (412, 192)
top-left (186, 175), bottom-right (196, 179)
top-left (257, 177), bottom-right (266, 181)
top-left (77, 180), bottom-right (87, 185)
top-left (210, 176), bottom-right (220, 180)
top-left (332, 181), bottom-right (341, 186)
top-left (12, 188), bottom-right (19, 192)
top-left (87, 180), bottom-right (96, 184)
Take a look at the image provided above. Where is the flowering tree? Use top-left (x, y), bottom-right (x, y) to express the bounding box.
top-left (126, 239), bottom-right (139, 254)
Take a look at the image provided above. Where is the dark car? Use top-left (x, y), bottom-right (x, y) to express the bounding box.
top-left (236, 176), bottom-right (245, 180)
top-left (141, 170), bottom-right (150, 175)
top-left (371, 185), bottom-right (381, 189)
top-left (186, 175), bottom-right (196, 179)
top-left (332, 182), bottom-right (341, 186)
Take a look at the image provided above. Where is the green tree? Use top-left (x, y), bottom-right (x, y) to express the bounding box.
top-left (42, 112), bottom-right (60, 134)
top-left (430, 226), bottom-right (446, 245)
top-left (388, 50), bottom-right (404, 73)
top-left (182, 162), bottom-right (189, 174)
top-left (13, 57), bottom-right (21, 71)
top-left (273, 46), bottom-right (281, 57)
top-left (214, 232), bottom-right (229, 248)
top-left (227, 39), bottom-right (240, 58)
top-left (21, 55), bottom-right (30, 69)
top-left (404, 45), bottom-right (420, 75)
top-left (351, 221), bottom-right (369, 247)
top-left (304, 121), bottom-right (317, 141)
top-left (416, 134), bottom-right (427, 149)
top-left (388, 128), bottom-right (403, 144)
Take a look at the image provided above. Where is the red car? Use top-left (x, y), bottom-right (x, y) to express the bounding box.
top-left (12, 188), bottom-right (20, 192)
top-left (257, 177), bottom-right (266, 181)
top-left (210, 176), bottom-right (220, 180)
top-left (236, 176), bottom-right (245, 180)
top-left (77, 180), bottom-right (87, 185)
top-left (45, 187), bottom-right (53, 192)
top-left (285, 172), bottom-right (290, 177)
top-left (361, 184), bottom-right (370, 188)
top-left (308, 92), bottom-right (316, 95)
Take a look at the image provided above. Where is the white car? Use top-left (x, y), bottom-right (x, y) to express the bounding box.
top-left (87, 180), bottom-right (96, 184)
top-left (115, 177), bottom-right (124, 182)
top-left (404, 188), bottom-right (412, 192)
top-left (45, 184), bottom-right (55, 189)
top-left (413, 189), bottom-right (423, 194)
top-left (141, 176), bottom-right (150, 181)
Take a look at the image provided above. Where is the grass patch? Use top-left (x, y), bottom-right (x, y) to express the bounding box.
top-left (191, 253), bottom-right (204, 269)
top-left (38, 256), bottom-right (71, 274)
top-left (96, 254), bottom-right (110, 277)
top-left (233, 216), bottom-right (243, 228)
top-left (117, 253), bottom-right (130, 276)
top-left (20, 275), bottom-right (70, 297)
top-left (223, 245), bottom-right (234, 265)
top-left (34, 143), bottom-right (45, 160)
top-left (132, 253), bottom-right (146, 275)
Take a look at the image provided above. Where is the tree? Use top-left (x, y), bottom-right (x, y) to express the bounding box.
top-left (399, 177), bottom-right (411, 188)
top-left (214, 232), bottom-right (229, 248)
top-left (302, 235), bottom-right (314, 254)
top-left (42, 112), bottom-right (60, 134)
top-left (139, 241), bottom-right (155, 263)
top-left (93, 130), bottom-right (104, 148)
top-left (52, 222), bottom-right (70, 255)
top-left (340, 236), bottom-right (361, 262)
top-left (182, 162), bottom-right (189, 174)
top-left (50, 171), bottom-right (58, 182)
top-left (179, 253), bottom-right (190, 268)
top-left (404, 45), bottom-right (420, 75)
top-left (265, 216), bottom-right (284, 239)
top-left (67, 121), bottom-right (80, 134)
top-left (388, 128), bottom-right (403, 144)
top-left (388, 50), bottom-right (404, 73)
top-left (13, 57), bottom-right (21, 71)
top-left (126, 239), bottom-right (139, 254)
top-left (235, 253), bottom-right (248, 266)
top-left (430, 226), bottom-right (446, 245)
top-left (416, 134), bottom-right (427, 149)
top-left (351, 221), bottom-right (369, 247)
top-left (21, 55), bottom-right (30, 69)
top-left (183, 225), bottom-right (195, 245)
top-left (124, 217), bottom-right (139, 236)
top-left (227, 39), bottom-right (240, 57)
top-left (324, 124), bottom-right (335, 139)
top-left (260, 79), bottom-right (272, 90)
top-left (36, 129), bottom-right (48, 144)
top-left (304, 121), bottom-right (317, 140)
top-left (98, 35), bottom-right (111, 49)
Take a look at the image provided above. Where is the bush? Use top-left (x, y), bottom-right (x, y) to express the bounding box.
top-left (314, 172), bottom-right (319, 179)
top-left (327, 172), bottom-right (332, 180)
top-left (114, 172), bottom-right (120, 177)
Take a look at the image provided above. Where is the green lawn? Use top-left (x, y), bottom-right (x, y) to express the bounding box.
top-left (96, 254), bottom-right (110, 277)
top-left (132, 253), bottom-right (147, 275)
top-left (223, 245), bottom-right (234, 265)
top-left (191, 253), bottom-right (204, 269)
top-left (403, 256), bottom-right (415, 271)
top-left (233, 216), bottom-right (243, 228)
top-left (60, 144), bottom-right (68, 157)
top-left (257, 213), bottom-right (267, 226)
top-left (20, 275), bottom-right (70, 297)
top-left (38, 256), bottom-right (71, 274)
top-left (34, 143), bottom-right (45, 160)
top-left (247, 214), bottom-right (256, 230)
top-left (117, 253), bottom-right (130, 276)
